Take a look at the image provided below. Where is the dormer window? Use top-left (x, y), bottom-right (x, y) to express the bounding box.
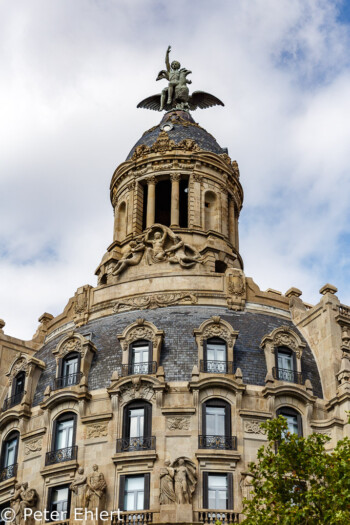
top-left (202, 338), bottom-right (230, 374)
top-left (273, 347), bottom-right (302, 384)
top-left (131, 341), bottom-right (152, 375)
top-left (55, 352), bottom-right (81, 390)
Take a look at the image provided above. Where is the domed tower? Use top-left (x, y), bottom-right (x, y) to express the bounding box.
top-left (95, 108), bottom-right (243, 307)
top-left (0, 47), bottom-right (349, 525)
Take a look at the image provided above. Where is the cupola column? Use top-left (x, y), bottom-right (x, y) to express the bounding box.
top-left (228, 196), bottom-right (236, 246)
top-left (146, 176), bottom-right (157, 228)
top-left (170, 173), bottom-right (181, 227)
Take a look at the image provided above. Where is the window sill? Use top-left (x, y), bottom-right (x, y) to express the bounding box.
top-left (40, 459), bottom-right (78, 477)
top-left (112, 450), bottom-right (157, 469)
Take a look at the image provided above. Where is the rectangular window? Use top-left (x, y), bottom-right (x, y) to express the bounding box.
top-left (56, 419), bottom-right (74, 450)
top-left (125, 476), bottom-right (145, 511)
top-left (129, 408), bottom-right (145, 438)
top-left (49, 485), bottom-right (70, 521)
top-left (206, 406), bottom-right (225, 436)
top-left (4, 437), bottom-right (18, 467)
top-left (277, 350), bottom-right (295, 382)
top-left (132, 343), bottom-right (150, 374)
top-left (206, 340), bottom-right (227, 373)
top-left (62, 357), bottom-right (79, 386)
top-left (208, 474), bottom-right (228, 509)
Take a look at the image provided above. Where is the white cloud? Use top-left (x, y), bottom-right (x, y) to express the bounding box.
top-left (1, 0), bottom-right (350, 338)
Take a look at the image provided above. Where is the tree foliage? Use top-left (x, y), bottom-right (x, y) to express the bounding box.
top-left (241, 416), bottom-right (350, 524)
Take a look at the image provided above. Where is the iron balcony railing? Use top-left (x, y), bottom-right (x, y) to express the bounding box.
top-left (198, 435), bottom-right (237, 450)
top-left (200, 360), bottom-right (234, 374)
top-left (121, 362), bottom-right (157, 377)
top-left (116, 436), bottom-right (156, 453)
top-left (45, 445), bottom-right (78, 465)
top-left (53, 372), bottom-right (82, 390)
top-left (1, 391), bottom-right (25, 412)
top-left (0, 463), bottom-right (17, 482)
top-left (197, 510), bottom-right (240, 524)
top-left (272, 367), bottom-right (303, 384)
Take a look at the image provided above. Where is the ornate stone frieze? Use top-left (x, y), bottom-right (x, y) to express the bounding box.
top-left (244, 420), bottom-right (266, 435)
top-left (112, 224), bottom-right (203, 278)
top-left (86, 423), bottom-right (108, 439)
top-left (120, 381), bottom-right (155, 403)
top-left (166, 416), bottom-right (191, 431)
top-left (131, 130), bottom-right (201, 160)
top-left (24, 437), bottom-right (43, 455)
top-left (113, 292), bottom-right (197, 312)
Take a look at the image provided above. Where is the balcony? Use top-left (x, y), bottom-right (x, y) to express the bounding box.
top-left (112, 511), bottom-right (153, 525)
top-left (0, 463), bottom-right (17, 482)
top-left (196, 510), bottom-right (240, 524)
top-left (198, 435), bottom-right (237, 450)
top-left (45, 445), bottom-right (78, 465)
top-left (272, 367), bottom-right (303, 385)
top-left (121, 362), bottom-right (157, 377)
top-left (116, 436), bottom-right (156, 453)
top-left (200, 361), bottom-right (234, 374)
top-left (52, 372), bottom-right (82, 390)
top-left (1, 391), bottom-right (25, 412)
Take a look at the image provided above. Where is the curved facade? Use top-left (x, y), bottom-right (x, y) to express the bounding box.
top-left (0, 106), bottom-right (349, 525)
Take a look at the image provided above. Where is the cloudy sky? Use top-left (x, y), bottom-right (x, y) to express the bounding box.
top-left (1, 0), bottom-right (350, 340)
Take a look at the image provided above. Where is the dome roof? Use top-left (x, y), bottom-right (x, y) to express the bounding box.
top-left (32, 305), bottom-right (323, 405)
top-left (126, 110), bottom-right (227, 160)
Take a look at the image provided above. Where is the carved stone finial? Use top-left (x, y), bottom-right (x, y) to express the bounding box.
top-left (0, 319), bottom-right (5, 333)
top-left (285, 287), bottom-right (302, 298)
top-left (319, 283), bottom-right (338, 295)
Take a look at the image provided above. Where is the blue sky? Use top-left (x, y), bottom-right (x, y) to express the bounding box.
top-left (1, 0), bottom-right (350, 338)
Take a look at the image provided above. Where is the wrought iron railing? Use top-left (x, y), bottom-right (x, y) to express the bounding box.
top-left (0, 463), bottom-right (17, 482)
top-left (112, 511), bottom-right (153, 525)
top-left (198, 435), bottom-right (237, 450)
top-left (45, 445), bottom-right (78, 465)
top-left (116, 436), bottom-right (156, 453)
top-left (272, 367), bottom-right (303, 384)
top-left (1, 391), bottom-right (25, 412)
top-left (121, 362), bottom-right (157, 376)
top-left (197, 510), bottom-right (240, 524)
top-left (53, 372), bottom-right (82, 390)
top-left (200, 361), bottom-right (234, 374)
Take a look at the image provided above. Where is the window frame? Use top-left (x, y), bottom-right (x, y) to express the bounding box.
top-left (275, 346), bottom-right (297, 382)
top-left (1, 431), bottom-right (19, 469)
top-left (129, 340), bottom-right (153, 375)
top-left (123, 400), bottom-right (152, 440)
top-left (202, 472), bottom-right (233, 510)
top-left (12, 371), bottom-right (25, 398)
top-left (118, 473), bottom-right (150, 511)
top-left (203, 337), bottom-right (228, 373)
top-left (276, 407), bottom-right (303, 437)
top-left (57, 352), bottom-right (81, 387)
top-left (51, 412), bottom-right (77, 452)
top-left (202, 399), bottom-right (231, 438)
top-left (47, 484), bottom-right (71, 521)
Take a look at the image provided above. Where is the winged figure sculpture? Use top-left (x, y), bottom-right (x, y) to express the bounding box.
top-left (137, 46), bottom-right (224, 112)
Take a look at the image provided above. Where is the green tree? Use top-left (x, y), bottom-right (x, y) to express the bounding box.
top-left (241, 416), bottom-right (350, 524)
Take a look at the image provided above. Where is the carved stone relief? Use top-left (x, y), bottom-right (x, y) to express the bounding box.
top-left (10, 482), bottom-right (38, 525)
top-left (86, 423), bottom-right (108, 439)
top-left (120, 381), bottom-right (155, 403)
top-left (131, 130), bottom-right (201, 160)
top-left (113, 292), bottom-right (197, 312)
top-left (24, 437), bottom-right (43, 455)
top-left (160, 457), bottom-right (197, 505)
top-left (244, 420), bottom-right (266, 435)
top-left (166, 416), bottom-right (191, 431)
top-left (8, 357), bottom-right (29, 385)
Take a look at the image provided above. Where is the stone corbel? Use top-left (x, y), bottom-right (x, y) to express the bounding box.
top-left (225, 268), bottom-right (246, 311)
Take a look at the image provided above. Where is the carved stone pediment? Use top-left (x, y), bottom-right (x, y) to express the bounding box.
top-left (194, 316), bottom-right (239, 350)
top-left (260, 326), bottom-right (306, 359)
top-left (53, 331), bottom-right (96, 363)
top-left (117, 318), bottom-right (164, 353)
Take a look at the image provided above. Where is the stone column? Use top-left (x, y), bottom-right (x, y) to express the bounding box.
top-left (228, 196), bottom-right (236, 246)
top-left (170, 173), bottom-right (181, 227)
top-left (146, 176), bottom-right (157, 228)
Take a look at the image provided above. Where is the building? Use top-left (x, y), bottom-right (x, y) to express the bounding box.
top-left (0, 58), bottom-right (350, 525)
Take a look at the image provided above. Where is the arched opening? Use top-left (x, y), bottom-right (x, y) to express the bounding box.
top-left (47, 412), bottom-right (78, 465)
top-left (204, 191), bottom-right (218, 231)
top-left (200, 398), bottom-right (232, 449)
top-left (179, 178), bottom-right (189, 228)
top-left (276, 407), bottom-right (303, 436)
top-left (215, 260), bottom-right (227, 273)
top-left (116, 201), bottom-right (127, 241)
top-left (155, 179), bottom-right (171, 226)
top-left (1, 431), bottom-right (19, 478)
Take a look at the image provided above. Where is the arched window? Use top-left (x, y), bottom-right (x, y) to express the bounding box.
top-left (118, 400), bottom-right (154, 452)
top-left (46, 412), bottom-right (77, 465)
top-left (0, 431), bottom-right (19, 480)
top-left (56, 352), bottom-right (81, 389)
top-left (202, 337), bottom-right (228, 373)
top-left (204, 191), bottom-right (218, 231)
top-left (200, 399), bottom-right (234, 450)
top-left (274, 347), bottom-right (300, 384)
top-left (277, 407), bottom-right (303, 437)
top-left (116, 201), bottom-right (127, 241)
top-left (125, 340), bottom-right (155, 376)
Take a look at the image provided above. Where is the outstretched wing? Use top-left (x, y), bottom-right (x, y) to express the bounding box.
top-left (137, 94), bottom-right (162, 111)
top-left (188, 91), bottom-right (224, 110)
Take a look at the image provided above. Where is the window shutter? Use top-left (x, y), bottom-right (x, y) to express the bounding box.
top-left (128, 344), bottom-right (133, 373)
top-left (297, 414), bottom-right (303, 437)
top-left (202, 472), bottom-right (208, 508)
top-left (202, 402), bottom-right (207, 436)
top-left (227, 473), bottom-right (233, 509)
top-left (144, 402), bottom-right (152, 438)
top-left (203, 339), bottom-right (207, 371)
top-left (225, 403), bottom-right (231, 437)
top-left (57, 358), bottom-right (63, 380)
top-left (47, 486), bottom-right (53, 515)
top-left (72, 413), bottom-right (78, 446)
top-left (67, 485), bottom-right (72, 519)
top-left (52, 418), bottom-right (58, 451)
top-left (144, 473), bottom-right (150, 509)
top-left (292, 351), bottom-right (297, 380)
top-left (148, 341), bottom-right (153, 365)
top-left (118, 476), bottom-right (125, 511)
top-left (123, 404), bottom-right (129, 440)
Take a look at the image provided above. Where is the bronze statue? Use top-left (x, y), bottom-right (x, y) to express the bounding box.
top-left (137, 46), bottom-right (224, 112)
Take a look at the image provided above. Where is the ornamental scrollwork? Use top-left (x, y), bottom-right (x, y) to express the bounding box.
top-left (131, 130), bottom-right (202, 161)
top-left (167, 416), bottom-right (191, 431)
top-left (24, 437), bottom-right (43, 455)
top-left (117, 319), bottom-right (164, 353)
top-left (86, 423), bottom-right (108, 439)
top-left (260, 326), bottom-right (306, 360)
top-left (244, 420), bottom-right (266, 435)
top-left (120, 381), bottom-right (155, 403)
top-left (194, 316), bottom-right (239, 351)
top-left (113, 292), bottom-right (197, 313)
top-left (8, 357), bottom-right (29, 385)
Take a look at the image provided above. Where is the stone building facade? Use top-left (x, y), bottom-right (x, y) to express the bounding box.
top-left (0, 108), bottom-right (349, 525)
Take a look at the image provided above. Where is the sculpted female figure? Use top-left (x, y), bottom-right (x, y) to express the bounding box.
top-left (159, 460), bottom-right (175, 505)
